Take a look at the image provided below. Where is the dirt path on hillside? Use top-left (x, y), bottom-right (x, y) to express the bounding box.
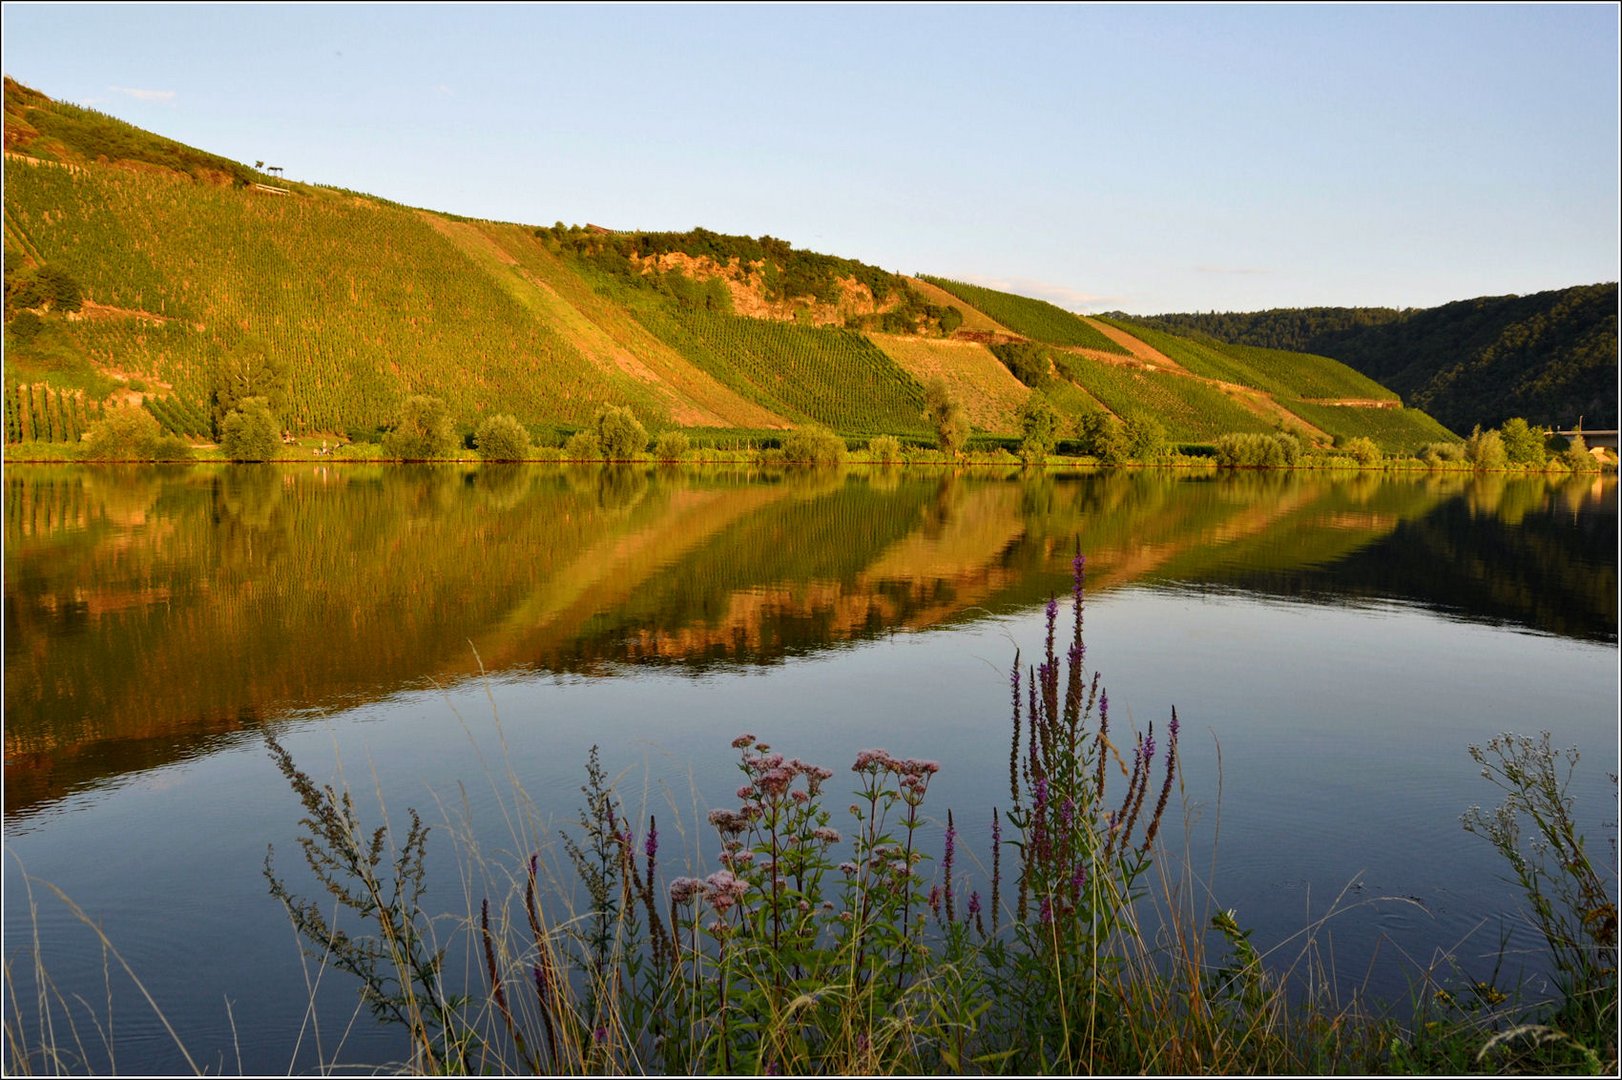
top-left (75, 299), bottom-right (170, 324)
top-left (1079, 317), bottom-right (1190, 373)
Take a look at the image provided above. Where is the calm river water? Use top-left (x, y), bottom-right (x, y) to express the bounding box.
top-left (4, 463), bottom-right (1617, 1074)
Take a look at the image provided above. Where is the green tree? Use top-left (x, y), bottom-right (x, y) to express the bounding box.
top-left (210, 336), bottom-right (289, 438)
top-left (1123, 415), bottom-right (1167, 463)
top-left (564, 429), bottom-right (602, 461)
top-left (219, 396), bottom-right (282, 460)
top-left (474, 414), bottom-right (533, 461)
top-left (923, 378), bottom-right (969, 458)
top-left (1017, 397), bottom-right (1062, 464)
top-left (593, 404), bottom-right (647, 460)
top-left (383, 395), bottom-right (457, 460)
top-left (1498, 417), bottom-right (1547, 467)
top-left (1464, 425), bottom-right (1507, 470)
top-left (1074, 409), bottom-right (1127, 465)
top-left (1560, 433), bottom-right (1598, 473)
top-left (33, 266), bottom-right (83, 313)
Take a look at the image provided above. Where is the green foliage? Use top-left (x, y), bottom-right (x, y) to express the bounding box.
top-left (1498, 417), bottom-right (1548, 467)
top-left (563, 430), bottom-right (602, 461)
top-left (474, 414), bottom-right (533, 462)
top-left (779, 425), bottom-right (848, 467)
top-left (1214, 432), bottom-right (1295, 468)
top-left (383, 395), bottom-right (457, 460)
top-left (922, 377), bottom-right (970, 457)
top-left (865, 434), bottom-right (903, 464)
top-left (1419, 441), bottom-right (1467, 467)
top-left (652, 430), bottom-right (691, 462)
top-left (1465, 425), bottom-right (1508, 470)
top-left (1124, 414), bottom-right (1168, 462)
top-left (920, 276), bottom-right (1129, 352)
top-left (219, 396), bottom-right (283, 461)
top-left (1016, 396), bottom-right (1062, 463)
top-left (81, 404), bottom-right (189, 460)
top-left (1560, 434), bottom-right (1599, 473)
top-left (593, 405), bottom-right (647, 460)
top-left (1343, 436), bottom-right (1381, 466)
top-left (1074, 409), bottom-right (1128, 465)
top-left (989, 341), bottom-right (1055, 388)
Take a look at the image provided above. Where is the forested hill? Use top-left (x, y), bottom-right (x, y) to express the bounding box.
top-left (1131, 284), bottom-right (1619, 434)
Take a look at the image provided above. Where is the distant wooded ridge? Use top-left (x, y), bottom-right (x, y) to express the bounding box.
top-left (1128, 284), bottom-right (1618, 434)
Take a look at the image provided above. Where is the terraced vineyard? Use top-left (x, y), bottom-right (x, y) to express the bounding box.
top-left (1280, 399), bottom-right (1458, 454)
top-left (4, 383), bottom-right (105, 444)
top-left (664, 311), bottom-right (930, 436)
top-left (1051, 353), bottom-right (1276, 441)
top-left (867, 334), bottom-right (1029, 433)
top-left (5, 159), bottom-right (673, 433)
top-left (1098, 318), bottom-right (1397, 401)
top-left (918, 276), bottom-right (1129, 353)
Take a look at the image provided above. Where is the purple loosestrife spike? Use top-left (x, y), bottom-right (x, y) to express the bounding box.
top-left (1142, 706), bottom-right (1180, 854)
top-left (1009, 657), bottom-right (1023, 807)
top-left (1096, 688), bottom-right (1111, 798)
top-left (991, 809), bottom-right (1003, 934)
top-left (645, 817), bottom-right (658, 861)
top-left (944, 809), bottom-right (957, 923)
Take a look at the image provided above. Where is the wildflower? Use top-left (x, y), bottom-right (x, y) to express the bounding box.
top-left (811, 826), bottom-right (842, 844)
top-left (737, 784), bottom-right (754, 800)
top-left (644, 818), bottom-right (658, 861)
top-left (732, 734), bottom-right (757, 749)
top-left (669, 877), bottom-right (703, 904)
top-left (839, 861), bottom-right (858, 875)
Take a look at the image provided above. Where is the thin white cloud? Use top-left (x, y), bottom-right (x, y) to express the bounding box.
top-left (958, 274), bottom-right (1121, 313)
top-left (434, 84), bottom-right (454, 97)
top-left (1194, 264), bottom-right (1269, 276)
top-left (109, 86), bottom-right (177, 104)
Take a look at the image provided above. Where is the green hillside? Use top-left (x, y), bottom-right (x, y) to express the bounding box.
top-left (4, 77), bottom-right (1464, 456)
top-left (917, 275), bottom-right (1129, 352)
top-left (1133, 285), bottom-right (1619, 432)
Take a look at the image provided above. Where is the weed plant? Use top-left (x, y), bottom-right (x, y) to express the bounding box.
top-left (74, 557), bottom-right (1611, 1076)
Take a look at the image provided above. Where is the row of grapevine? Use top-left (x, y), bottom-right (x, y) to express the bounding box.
top-left (4, 382), bottom-right (105, 444)
top-left (1279, 399), bottom-right (1458, 454)
top-left (1051, 354), bottom-right (1275, 442)
top-left (669, 310), bottom-right (930, 435)
top-left (918, 276), bottom-right (1129, 353)
top-left (1098, 317), bottom-right (1397, 402)
top-left (7, 161), bottom-right (671, 435)
top-left (142, 394), bottom-right (210, 438)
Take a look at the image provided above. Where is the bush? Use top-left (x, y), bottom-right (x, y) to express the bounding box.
top-left (82, 405), bottom-right (163, 460)
top-left (563, 430), bottom-right (602, 461)
top-left (865, 434), bottom-right (903, 464)
top-left (1464, 425), bottom-right (1507, 470)
top-left (652, 430), bottom-right (691, 462)
top-left (1343, 436), bottom-right (1381, 466)
top-left (1214, 432), bottom-right (1286, 468)
top-left (7, 311), bottom-right (43, 344)
top-left (474, 414), bottom-right (533, 462)
top-left (594, 405), bottom-right (647, 460)
top-left (219, 397), bottom-right (282, 461)
top-left (1420, 441), bottom-right (1466, 467)
top-left (779, 425), bottom-right (848, 467)
top-left (383, 395), bottom-right (457, 460)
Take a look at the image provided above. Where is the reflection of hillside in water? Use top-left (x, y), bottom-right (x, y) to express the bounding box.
top-left (4, 465), bottom-right (1614, 817)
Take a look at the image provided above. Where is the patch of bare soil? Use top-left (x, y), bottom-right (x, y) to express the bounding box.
top-left (1080, 318), bottom-right (1189, 373)
top-left (72, 299), bottom-right (170, 324)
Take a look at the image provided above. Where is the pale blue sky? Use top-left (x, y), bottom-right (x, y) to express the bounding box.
top-left (3, 3), bottom-right (1617, 313)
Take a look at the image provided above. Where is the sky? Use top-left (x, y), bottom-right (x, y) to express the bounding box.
top-left (3, 3), bottom-right (1618, 314)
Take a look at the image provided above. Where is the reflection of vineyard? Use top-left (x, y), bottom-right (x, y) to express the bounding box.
top-left (6, 466), bottom-right (1592, 818)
